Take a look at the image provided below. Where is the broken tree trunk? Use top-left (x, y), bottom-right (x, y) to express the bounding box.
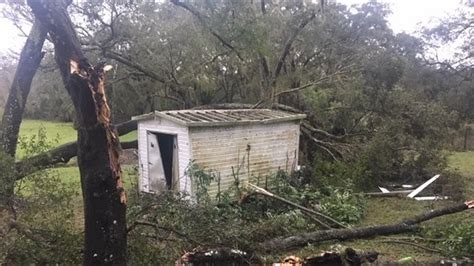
top-left (28, 0), bottom-right (127, 264)
top-left (0, 20), bottom-right (47, 204)
top-left (260, 200), bottom-right (474, 252)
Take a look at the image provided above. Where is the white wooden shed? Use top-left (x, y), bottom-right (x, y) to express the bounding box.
top-left (132, 109), bottom-right (306, 198)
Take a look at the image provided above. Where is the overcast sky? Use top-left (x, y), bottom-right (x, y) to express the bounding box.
top-left (0, 0), bottom-right (466, 53)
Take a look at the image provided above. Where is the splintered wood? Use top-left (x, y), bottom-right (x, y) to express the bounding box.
top-left (70, 60), bottom-right (126, 204)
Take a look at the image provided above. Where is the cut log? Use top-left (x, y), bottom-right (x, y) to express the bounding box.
top-left (260, 200), bottom-right (474, 252)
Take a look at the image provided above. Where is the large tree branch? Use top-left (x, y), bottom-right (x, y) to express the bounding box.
top-left (272, 11), bottom-right (316, 83)
top-left (260, 200), bottom-right (474, 252)
top-left (170, 0), bottom-right (244, 61)
top-left (104, 51), bottom-right (167, 83)
top-left (275, 68), bottom-right (350, 97)
top-left (14, 139), bottom-right (137, 180)
top-left (14, 120), bottom-right (137, 180)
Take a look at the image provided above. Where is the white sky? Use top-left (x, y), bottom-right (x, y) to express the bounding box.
top-left (339, 0), bottom-right (464, 33)
top-left (0, 0), bottom-right (467, 53)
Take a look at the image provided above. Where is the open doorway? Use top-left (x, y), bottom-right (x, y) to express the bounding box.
top-left (147, 131), bottom-right (178, 193)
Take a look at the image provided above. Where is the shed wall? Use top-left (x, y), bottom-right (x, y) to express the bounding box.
top-left (189, 121), bottom-right (300, 196)
top-left (138, 118), bottom-right (192, 195)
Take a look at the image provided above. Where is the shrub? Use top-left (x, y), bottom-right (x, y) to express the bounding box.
top-left (0, 127), bottom-right (81, 264)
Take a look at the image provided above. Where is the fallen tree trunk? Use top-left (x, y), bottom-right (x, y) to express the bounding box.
top-left (14, 120), bottom-right (137, 180)
top-left (260, 200), bottom-right (474, 252)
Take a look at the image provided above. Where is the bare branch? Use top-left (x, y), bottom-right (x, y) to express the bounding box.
top-left (272, 10), bottom-right (316, 83)
top-left (170, 0), bottom-right (244, 61)
top-left (275, 68), bottom-right (350, 97)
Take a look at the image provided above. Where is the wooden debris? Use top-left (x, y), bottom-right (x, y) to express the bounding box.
top-left (407, 174), bottom-right (441, 198)
top-left (177, 247), bottom-right (261, 265)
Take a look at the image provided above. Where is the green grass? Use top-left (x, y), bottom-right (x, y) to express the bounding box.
top-left (340, 151), bottom-right (474, 262)
top-left (448, 151), bottom-right (474, 197)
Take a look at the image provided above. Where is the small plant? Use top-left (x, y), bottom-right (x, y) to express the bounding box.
top-left (439, 222), bottom-right (474, 257)
top-left (319, 187), bottom-right (365, 225)
top-left (18, 125), bottom-right (59, 157)
top-left (1, 127), bottom-right (81, 264)
top-left (185, 161), bottom-right (216, 203)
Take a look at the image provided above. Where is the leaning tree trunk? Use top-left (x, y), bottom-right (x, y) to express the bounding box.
top-left (0, 20), bottom-right (47, 203)
top-left (28, 0), bottom-right (127, 264)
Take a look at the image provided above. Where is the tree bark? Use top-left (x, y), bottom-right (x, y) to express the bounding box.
top-left (28, 0), bottom-right (127, 264)
top-left (0, 20), bottom-right (47, 157)
top-left (260, 200), bottom-right (474, 252)
top-left (0, 20), bottom-right (47, 204)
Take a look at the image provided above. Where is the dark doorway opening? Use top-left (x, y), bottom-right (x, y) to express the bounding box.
top-left (147, 131), bottom-right (177, 192)
top-left (155, 133), bottom-right (175, 189)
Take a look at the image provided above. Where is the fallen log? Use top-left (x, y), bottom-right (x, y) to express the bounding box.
top-left (260, 200), bottom-right (474, 252)
top-left (14, 120), bottom-right (137, 180)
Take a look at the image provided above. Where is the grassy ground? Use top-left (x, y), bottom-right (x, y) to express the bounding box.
top-left (287, 151), bottom-right (474, 263)
top-left (15, 120), bottom-right (474, 263)
top-left (16, 119), bottom-right (138, 231)
top-left (448, 151), bottom-right (474, 197)
top-left (310, 151), bottom-right (474, 263)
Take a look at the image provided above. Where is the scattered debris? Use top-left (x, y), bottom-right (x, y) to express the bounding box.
top-left (414, 196), bottom-right (449, 201)
top-left (407, 174), bottom-right (441, 198)
top-left (176, 247), bottom-right (261, 265)
top-left (369, 174), bottom-right (448, 201)
top-left (177, 246), bottom-right (378, 266)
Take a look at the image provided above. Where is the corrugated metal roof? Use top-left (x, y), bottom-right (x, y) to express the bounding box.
top-left (132, 109), bottom-right (306, 127)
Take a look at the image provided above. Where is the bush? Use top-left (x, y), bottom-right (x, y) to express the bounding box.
top-left (0, 128), bottom-right (81, 264)
top-left (425, 221), bottom-right (474, 258)
top-left (439, 222), bottom-right (474, 257)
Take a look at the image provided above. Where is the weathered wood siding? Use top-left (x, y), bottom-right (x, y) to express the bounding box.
top-left (137, 117), bottom-right (192, 195)
top-left (189, 121), bottom-right (301, 196)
